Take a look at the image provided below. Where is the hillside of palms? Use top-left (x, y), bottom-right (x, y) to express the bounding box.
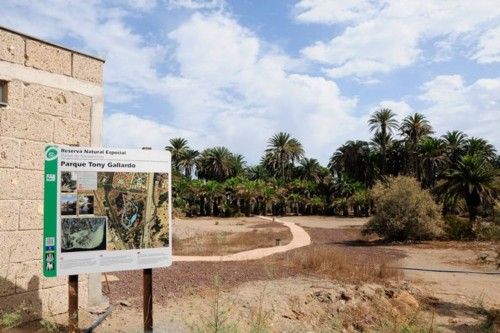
top-left (169, 108), bottom-right (499, 241)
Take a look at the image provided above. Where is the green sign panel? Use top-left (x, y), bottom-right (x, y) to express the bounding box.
top-left (43, 145), bottom-right (59, 277)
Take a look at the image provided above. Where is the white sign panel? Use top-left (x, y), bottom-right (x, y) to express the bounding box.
top-left (43, 146), bottom-right (172, 277)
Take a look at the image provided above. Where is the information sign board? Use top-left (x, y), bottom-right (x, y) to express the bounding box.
top-left (43, 146), bottom-right (172, 277)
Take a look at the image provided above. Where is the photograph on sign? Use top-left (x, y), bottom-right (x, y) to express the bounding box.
top-left (43, 146), bottom-right (172, 277)
top-left (61, 217), bottom-right (107, 252)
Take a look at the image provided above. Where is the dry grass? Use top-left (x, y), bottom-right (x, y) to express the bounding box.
top-left (335, 296), bottom-right (436, 333)
top-left (174, 229), bottom-right (293, 256)
top-left (283, 244), bottom-right (403, 283)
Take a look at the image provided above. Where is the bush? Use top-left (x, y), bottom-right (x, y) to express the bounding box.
top-left (443, 215), bottom-right (474, 240)
top-left (475, 223), bottom-right (500, 241)
top-left (363, 176), bottom-right (443, 241)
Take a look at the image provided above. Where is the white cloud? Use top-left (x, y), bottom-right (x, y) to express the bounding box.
top-left (371, 100), bottom-right (414, 123)
top-left (473, 25), bottom-right (500, 63)
top-left (296, 0), bottom-right (500, 78)
top-left (122, 0), bottom-right (158, 11)
top-left (104, 113), bottom-right (197, 149)
top-left (293, 0), bottom-right (381, 25)
top-left (1, 1), bottom-right (165, 102)
top-left (158, 12), bottom-right (364, 162)
top-left (418, 75), bottom-right (500, 144)
top-left (167, 0), bottom-right (224, 10)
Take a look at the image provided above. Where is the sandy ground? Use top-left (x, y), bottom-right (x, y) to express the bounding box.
top-left (173, 216), bottom-right (310, 261)
top-left (21, 216), bottom-right (498, 332)
top-left (285, 215), bottom-right (368, 229)
top-left (396, 246), bottom-right (500, 306)
top-left (173, 216), bottom-right (285, 239)
top-left (287, 216), bottom-right (500, 307)
top-left (96, 277), bottom-right (424, 333)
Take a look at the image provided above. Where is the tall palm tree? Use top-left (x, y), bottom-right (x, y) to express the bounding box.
top-left (368, 108), bottom-right (398, 170)
top-left (385, 139), bottom-right (409, 176)
top-left (178, 149), bottom-right (199, 178)
top-left (230, 153), bottom-right (246, 178)
top-left (328, 140), bottom-right (377, 187)
top-left (165, 137), bottom-right (189, 172)
top-left (419, 137), bottom-right (445, 188)
top-left (441, 130), bottom-right (467, 165)
top-left (400, 113), bottom-right (433, 178)
top-left (436, 154), bottom-right (497, 223)
top-left (264, 132), bottom-right (304, 179)
top-left (465, 137), bottom-right (497, 161)
top-left (246, 165), bottom-right (270, 181)
top-left (197, 147), bottom-right (235, 181)
top-left (297, 158), bottom-right (323, 182)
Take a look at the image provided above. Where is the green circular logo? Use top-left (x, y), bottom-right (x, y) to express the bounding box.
top-left (45, 147), bottom-right (58, 161)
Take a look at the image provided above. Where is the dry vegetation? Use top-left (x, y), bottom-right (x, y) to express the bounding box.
top-left (282, 244), bottom-right (403, 283)
top-left (335, 295), bottom-right (436, 333)
top-left (173, 228), bottom-right (293, 256)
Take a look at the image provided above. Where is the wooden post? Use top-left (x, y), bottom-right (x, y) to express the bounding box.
top-left (143, 268), bottom-right (153, 332)
top-left (141, 147), bottom-right (153, 332)
top-left (68, 275), bottom-right (79, 333)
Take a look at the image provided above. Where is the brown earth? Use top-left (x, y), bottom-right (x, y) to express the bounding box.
top-left (173, 217), bottom-right (293, 256)
top-left (15, 216), bottom-right (499, 332)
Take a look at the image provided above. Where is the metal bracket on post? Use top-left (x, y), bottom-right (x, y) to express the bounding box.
top-left (68, 274), bottom-right (79, 333)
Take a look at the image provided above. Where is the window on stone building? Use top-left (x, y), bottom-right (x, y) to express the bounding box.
top-left (0, 80), bottom-right (7, 106)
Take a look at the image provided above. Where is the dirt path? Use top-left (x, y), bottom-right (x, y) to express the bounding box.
top-left (172, 216), bottom-right (311, 262)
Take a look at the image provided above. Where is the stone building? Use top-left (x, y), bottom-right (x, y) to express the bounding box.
top-left (0, 26), bottom-right (104, 321)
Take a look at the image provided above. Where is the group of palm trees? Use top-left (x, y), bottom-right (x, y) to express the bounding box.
top-left (167, 109), bottom-right (498, 222)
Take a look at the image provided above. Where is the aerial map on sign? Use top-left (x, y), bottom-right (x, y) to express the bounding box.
top-left (95, 172), bottom-right (169, 250)
top-left (61, 171), bottom-right (170, 252)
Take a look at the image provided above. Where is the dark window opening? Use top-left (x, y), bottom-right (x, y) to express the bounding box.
top-left (0, 80), bottom-right (7, 106)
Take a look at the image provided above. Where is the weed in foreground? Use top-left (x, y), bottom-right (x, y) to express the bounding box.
top-left (249, 285), bottom-right (273, 333)
top-left (190, 273), bottom-right (239, 333)
top-left (471, 294), bottom-right (500, 333)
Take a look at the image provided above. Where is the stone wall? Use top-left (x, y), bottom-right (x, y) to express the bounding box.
top-left (0, 26), bottom-right (104, 321)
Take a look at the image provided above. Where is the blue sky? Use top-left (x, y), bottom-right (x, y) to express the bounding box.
top-left (2, 0), bottom-right (499, 164)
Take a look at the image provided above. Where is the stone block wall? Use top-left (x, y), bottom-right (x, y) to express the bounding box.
top-left (0, 26), bottom-right (104, 321)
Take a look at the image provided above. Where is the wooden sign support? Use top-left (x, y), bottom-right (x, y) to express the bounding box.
top-left (68, 274), bottom-right (79, 333)
top-left (143, 268), bottom-right (153, 332)
top-left (141, 146), bottom-right (153, 332)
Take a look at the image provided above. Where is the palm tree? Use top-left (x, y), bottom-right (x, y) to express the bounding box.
top-left (165, 137), bottom-right (189, 172)
top-left (465, 137), bottom-right (497, 161)
top-left (385, 139), bottom-right (409, 176)
top-left (419, 137), bottom-right (445, 188)
top-left (202, 180), bottom-right (223, 216)
top-left (264, 132), bottom-right (304, 179)
top-left (178, 149), bottom-right (199, 178)
top-left (197, 147), bottom-right (235, 181)
top-left (297, 158), bottom-right (323, 182)
top-left (328, 141), bottom-right (377, 187)
top-left (400, 113), bottom-right (433, 178)
top-left (246, 165), bottom-right (270, 181)
top-left (230, 153), bottom-right (246, 178)
top-left (368, 108), bottom-right (398, 170)
top-left (441, 130), bottom-right (467, 165)
top-left (436, 154), bottom-right (497, 223)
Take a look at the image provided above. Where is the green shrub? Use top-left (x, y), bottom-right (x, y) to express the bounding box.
top-left (475, 223), bottom-right (500, 241)
top-left (443, 215), bottom-right (474, 240)
top-left (363, 176), bottom-right (443, 241)
top-left (0, 308), bottom-right (23, 330)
